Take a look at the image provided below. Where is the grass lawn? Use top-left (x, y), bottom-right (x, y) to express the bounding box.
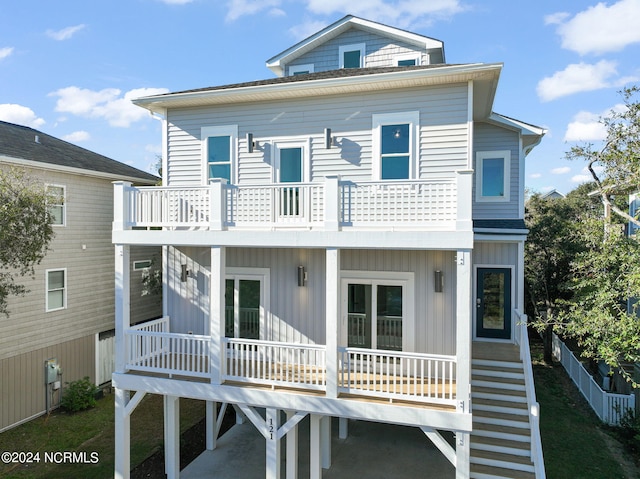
top-left (532, 337), bottom-right (640, 479)
top-left (0, 392), bottom-right (204, 479)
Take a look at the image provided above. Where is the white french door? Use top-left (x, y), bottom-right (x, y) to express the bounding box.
top-left (224, 268), bottom-right (269, 340)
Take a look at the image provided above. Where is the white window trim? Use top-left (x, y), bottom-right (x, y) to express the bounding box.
top-left (372, 111), bottom-right (420, 180)
top-left (225, 267), bottom-right (270, 340)
top-left (395, 53), bottom-right (421, 66)
top-left (46, 268), bottom-right (67, 312)
top-left (339, 43), bottom-right (366, 68)
top-left (271, 137), bottom-right (312, 183)
top-left (46, 184), bottom-right (66, 227)
top-left (340, 271), bottom-right (415, 351)
top-left (201, 125), bottom-right (238, 185)
top-left (476, 150), bottom-right (511, 202)
top-left (472, 264), bottom-right (515, 341)
top-left (289, 64), bottom-right (315, 75)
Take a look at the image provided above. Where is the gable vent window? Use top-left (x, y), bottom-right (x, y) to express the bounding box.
top-left (339, 43), bottom-right (365, 69)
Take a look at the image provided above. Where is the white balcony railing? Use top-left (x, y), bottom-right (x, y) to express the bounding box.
top-left (114, 173), bottom-right (472, 232)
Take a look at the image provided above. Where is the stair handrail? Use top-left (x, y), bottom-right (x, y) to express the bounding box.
top-left (515, 310), bottom-right (546, 479)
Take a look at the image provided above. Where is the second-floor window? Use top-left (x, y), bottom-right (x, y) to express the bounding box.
top-left (372, 111), bottom-right (419, 180)
top-left (476, 150), bottom-right (511, 202)
top-left (339, 43), bottom-right (365, 69)
top-left (46, 185), bottom-right (65, 226)
top-left (202, 125), bottom-right (237, 184)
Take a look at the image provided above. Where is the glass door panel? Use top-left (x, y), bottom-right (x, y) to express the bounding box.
top-left (476, 268), bottom-right (511, 339)
top-left (348, 284), bottom-right (371, 348)
top-left (239, 279), bottom-right (260, 339)
top-left (278, 147), bottom-right (302, 218)
top-left (376, 285), bottom-right (402, 351)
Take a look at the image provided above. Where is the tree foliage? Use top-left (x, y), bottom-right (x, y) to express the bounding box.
top-left (0, 167), bottom-right (56, 316)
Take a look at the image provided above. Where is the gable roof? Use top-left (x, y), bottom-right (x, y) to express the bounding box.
top-left (0, 121), bottom-right (158, 184)
top-left (266, 15), bottom-right (445, 76)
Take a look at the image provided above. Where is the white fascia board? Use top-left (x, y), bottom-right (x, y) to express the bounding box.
top-left (0, 155), bottom-right (157, 185)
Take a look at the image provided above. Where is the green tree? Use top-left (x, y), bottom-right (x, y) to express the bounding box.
top-left (0, 167), bottom-right (56, 316)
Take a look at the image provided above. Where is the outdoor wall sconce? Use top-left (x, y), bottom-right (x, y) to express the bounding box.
top-left (434, 270), bottom-right (444, 293)
top-left (246, 133), bottom-right (256, 153)
top-left (181, 264), bottom-right (190, 282)
top-left (297, 265), bottom-right (308, 287)
top-left (324, 128), bottom-right (333, 149)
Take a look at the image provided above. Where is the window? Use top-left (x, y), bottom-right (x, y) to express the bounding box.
top-left (46, 185), bottom-right (65, 226)
top-left (476, 150), bottom-right (511, 202)
top-left (339, 43), bottom-right (365, 69)
top-left (289, 64), bottom-right (314, 76)
top-left (202, 125), bottom-right (238, 184)
top-left (396, 53), bottom-right (421, 66)
top-left (372, 111), bottom-right (419, 180)
top-left (46, 269), bottom-right (66, 311)
top-left (133, 260), bottom-right (152, 271)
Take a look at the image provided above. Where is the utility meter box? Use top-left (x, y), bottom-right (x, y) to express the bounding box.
top-left (45, 358), bottom-right (59, 384)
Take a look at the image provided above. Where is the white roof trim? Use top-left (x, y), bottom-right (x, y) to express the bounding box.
top-left (266, 15), bottom-right (444, 76)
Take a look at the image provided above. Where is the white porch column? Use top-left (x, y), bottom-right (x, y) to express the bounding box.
top-left (321, 416), bottom-right (331, 469)
top-left (114, 388), bottom-right (130, 479)
top-left (286, 411), bottom-right (298, 479)
top-left (210, 246), bottom-right (226, 385)
top-left (324, 176), bottom-right (340, 231)
top-left (455, 170), bottom-right (473, 231)
top-left (209, 178), bottom-right (227, 231)
top-left (309, 414), bottom-right (322, 479)
top-left (164, 395), bottom-right (180, 479)
top-left (206, 401), bottom-right (217, 450)
top-left (112, 181), bottom-right (131, 231)
top-left (455, 249), bottom-right (472, 478)
top-left (338, 417), bottom-right (348, 439)
top-left (115, 244), bottom-right (130, 373)
top-left (266, 408), bottom-right (281, 479)
top-left (325, 248), bottom-right (340, 398)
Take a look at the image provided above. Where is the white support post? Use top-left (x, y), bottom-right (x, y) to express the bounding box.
top-left (456, 432), bottom-right (470, 479)
top-left (455, 170), bottom-right (473, 231)
top-left (310, 414), bottom-right (322, 479)
top-left (164, 395), bottom-right (180, 479)
top-left (206, 401), bottom-right (217, 450)
top-left (115, 244), bottom-right (130, 373)
top-left (338, 417), bottom-right (348, 439)
top-left (266, 408), bottom-right (281, 479)
top-left (114, 388), bottom-right (130, 479)
top-left (209, 178), bottom-right (227, 230)
top-left (210, 246), bottom-right (226, 385)
top-left (286, 411), bottom-right (298, 479)
top-left (325, 248), bottom-right (340, 398)
top-left (112, 181), bottom-right (132, 231)
top-left (324, 176), bottom-right (340, 231)
top-left (321, 416), bottom-right (331, 470)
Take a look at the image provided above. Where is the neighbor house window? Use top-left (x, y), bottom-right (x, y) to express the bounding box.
top-left (339, 43), bottom-right (365, 69)
top-left (476, 150), bottom-right (511, 202)
top-left (133, 260), bottom-right (152, 271)
top-left (46, 185), bottom-right (65, 226)
top-left (289, 64), bottom-right (314, 75)
top-left (372, 111), bottom-right (420, 180)
top-left (396, 53), bottom-right (421, 66)
top-left (46, 269), bottom-right (66, 312)
top-left (202, 125), bottom-right (238, 184)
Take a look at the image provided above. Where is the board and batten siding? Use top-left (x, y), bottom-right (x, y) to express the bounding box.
top-left (166, 83), bottom-right (469, 186)
top-left (472, 122), bottom-right (521, 219)
top-left (287, 29), bottom-right (428, 74)
top-left (165, 247), bottom-right (456, 357)
top-left (0, 335), bottom-right (94, 432)
top-left (473, 241), bottom-right (521, 313)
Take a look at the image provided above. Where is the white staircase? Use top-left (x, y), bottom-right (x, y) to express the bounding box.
top-left (470, 343), bottom-right (536, 479)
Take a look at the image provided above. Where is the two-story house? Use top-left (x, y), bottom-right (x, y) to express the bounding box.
top-left (112, 16), bottom-right (546, 479)
top-left (0, 120), bottom-right (161, 432)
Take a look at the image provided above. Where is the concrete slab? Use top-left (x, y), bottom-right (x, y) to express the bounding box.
top-left (181, 416), bottom-right (455, 479)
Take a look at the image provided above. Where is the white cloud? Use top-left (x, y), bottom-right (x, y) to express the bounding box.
top-left (536, 60), bottom-right (634, 102)
top-left (571, 174), bottom-right (592, 184)
top-left (225, 0), bottom-right (283, 22)
top-left (289, 20), bottom-right (330, 41)
top-left (552, 0), bottom-right (640, 55)
top-left (50, 86), bottom-right (169, 128)
top-left (529, 173), bottom-right (542, 179)
top-left (46, 24), bottom-right (86, 41)
top-left (0, 104), bottom-right (45, 128)
top-left (544, 12), bottom-right (570, 25)
top-left (0, 47), bottom-right (14, 61)
top-left (63, 130), bottom-right (90, 143)
top-left (563, 104), bottom-right (627, 142)
top-left (551, 166), bottom-right (571, 175)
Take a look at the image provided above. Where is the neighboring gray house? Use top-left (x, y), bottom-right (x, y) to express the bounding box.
top-left (112, 16), bottom-right (546, 478)
top-left (0, 120), bottom-right (161, 432)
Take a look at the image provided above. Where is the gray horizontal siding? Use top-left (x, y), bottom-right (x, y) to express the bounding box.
top-left (166, 83), bottom-right (469, 186)
top-left (472, 122), bottom-right (521, 219)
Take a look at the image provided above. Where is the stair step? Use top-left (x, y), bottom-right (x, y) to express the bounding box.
top-left (472, 368), bottom-right (525, 380)
top-left (471, 450), bottom-right (535, 473)
top-left (474, 410), bottom-right (530, 429)
top-left (472, 423), bottom-right (531, 442)
top-left (473, 399), bottom-right (528, 415)
top-left (472, 379), bottom-right (526, 392)
top-left (471, 435), bottom-right (531, 457)
top-left (472, 387), bottom-right (527, 402)
top-left (470, 462), bottom-right (536, 479)
top-left (472, 359), bottom-right (523, 370)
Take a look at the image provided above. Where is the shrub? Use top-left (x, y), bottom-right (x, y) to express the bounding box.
top-left (61, 377), bottom-right (100, 412)
top-left (615, 407), bottom-right (640, 453)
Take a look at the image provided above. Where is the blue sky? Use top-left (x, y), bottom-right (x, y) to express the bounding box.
top-left (1, 0), bottom-right (639, 194)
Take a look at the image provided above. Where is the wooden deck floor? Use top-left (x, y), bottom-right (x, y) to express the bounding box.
top-left (472, 341), bottom-right (521, 362)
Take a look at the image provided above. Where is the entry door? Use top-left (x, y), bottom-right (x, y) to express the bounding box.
top-left (346, 282), bottom-right (403, 351)
top-left (476, 268), bottom-right (512, 339)
top-left (225, 276), bottom-right (262, 339)
top-left (277, 147), bottom-right (303, 218)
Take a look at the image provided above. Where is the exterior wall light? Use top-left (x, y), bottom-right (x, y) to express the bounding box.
top-left (434, 270), bottom-right (443, 293)
top-left (297, 265), bottom-right (307, 287)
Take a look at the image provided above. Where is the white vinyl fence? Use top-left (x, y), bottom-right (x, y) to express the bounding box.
top-left (552, 333), bottom-right (634, 425)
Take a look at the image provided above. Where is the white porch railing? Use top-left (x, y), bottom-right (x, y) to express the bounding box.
top-left (552, 333), bottom-right (635, 426)
top-left (514, 311), bottom-right (546, 479)
top-left (114, 175), bottom-right (469, 232)
top-left (338, 347), bottom-right (457, 406)
top-left (224, 338), bottom-right (326, 390)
